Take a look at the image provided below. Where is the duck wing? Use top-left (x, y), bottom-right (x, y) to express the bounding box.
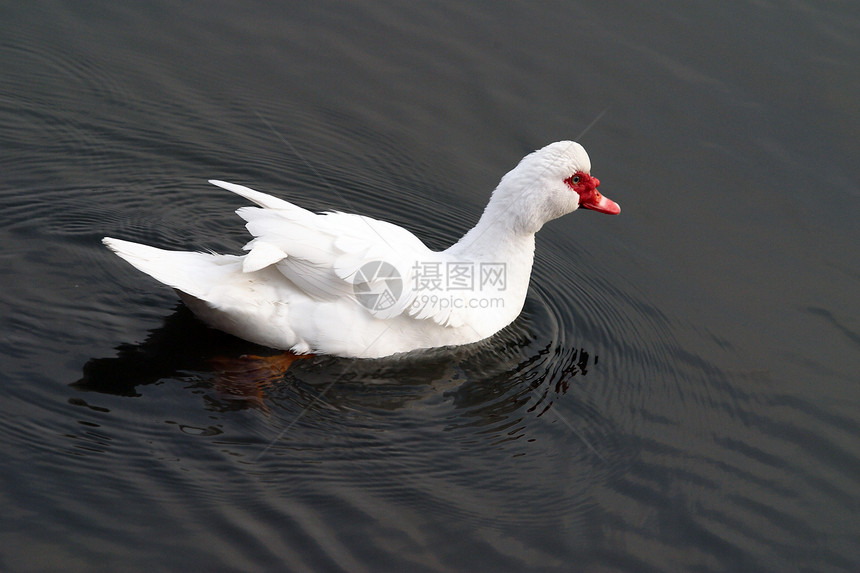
top-left (212, 180), bottom-right (465, 325)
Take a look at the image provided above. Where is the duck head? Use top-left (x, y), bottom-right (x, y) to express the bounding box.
top-left (489, 141), bottom-right (620, 235)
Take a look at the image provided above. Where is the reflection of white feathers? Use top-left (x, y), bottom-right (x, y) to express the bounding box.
top-left (104, 141), bottom-right (614, 358)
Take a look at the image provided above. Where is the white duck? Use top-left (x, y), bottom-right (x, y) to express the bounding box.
top-left (104, 141), bottom-right (619, 358)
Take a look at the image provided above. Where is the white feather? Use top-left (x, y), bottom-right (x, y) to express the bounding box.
top-left (242, 241), bottom-right (287, 273)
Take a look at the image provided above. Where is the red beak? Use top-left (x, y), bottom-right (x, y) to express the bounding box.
top-left (581, 187), bottom-right (621, 215)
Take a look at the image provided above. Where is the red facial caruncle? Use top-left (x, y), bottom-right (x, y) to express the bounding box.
top-left (564, 171), bottom-right (621, 215)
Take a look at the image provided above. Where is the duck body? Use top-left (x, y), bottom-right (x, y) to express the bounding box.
top-left (104, 141), bottom-right (619, 358)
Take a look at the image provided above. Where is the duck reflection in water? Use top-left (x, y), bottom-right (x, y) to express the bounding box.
top-left (73, 301), bottom-right (601, 442)
top-left (73, 305), bottom-right (311, 409)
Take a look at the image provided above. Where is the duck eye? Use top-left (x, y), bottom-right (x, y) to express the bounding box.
top-left (571, 175), bottom-right (581, 184)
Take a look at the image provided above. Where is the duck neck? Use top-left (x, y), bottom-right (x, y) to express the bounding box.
top-left (448, 210), bottom-right (535, 261)
top-left (445, 204), bottom-right (537, 305)
top-left (447, 183), bottom-right (539, 259)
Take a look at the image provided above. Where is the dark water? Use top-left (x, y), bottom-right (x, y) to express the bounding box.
top-left (2, 1), bottom-right (858, 571)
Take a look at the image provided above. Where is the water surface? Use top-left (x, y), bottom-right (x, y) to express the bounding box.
top-left (1, 1), bottom-right (858, 571)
